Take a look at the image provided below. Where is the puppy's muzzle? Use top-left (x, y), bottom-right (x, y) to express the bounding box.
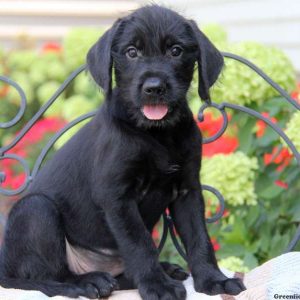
top-left (142, 77), bottom-right (166, 96)
top-left (141, 76), bottom-right (169, 120)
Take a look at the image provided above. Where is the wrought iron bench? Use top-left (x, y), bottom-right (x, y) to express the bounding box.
top-left (0, 51), bottom-right (300, 265)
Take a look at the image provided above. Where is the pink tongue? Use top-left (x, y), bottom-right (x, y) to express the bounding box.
top-left (142, 104), bottom-right (168, 120)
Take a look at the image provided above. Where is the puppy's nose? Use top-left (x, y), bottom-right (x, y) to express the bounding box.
top-left (142, 77), bottom-right (166, 96)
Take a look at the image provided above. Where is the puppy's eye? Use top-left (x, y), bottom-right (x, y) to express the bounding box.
top-left (170, 46), bottom-right (183, 57)
top-left (126, 47), bottom-right (138, 59)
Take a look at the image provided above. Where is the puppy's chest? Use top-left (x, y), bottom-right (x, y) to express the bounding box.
top-left (135, 148), bottom-right (184, 200)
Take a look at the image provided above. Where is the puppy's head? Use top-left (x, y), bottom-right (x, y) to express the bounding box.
top-left (87, 5), bottom-right (223, 128)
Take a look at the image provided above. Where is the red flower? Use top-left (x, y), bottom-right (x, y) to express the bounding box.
top-left (275, 180), bottom-right (288, 189)
top-left (10, 117), bottom-right (66, 150)
top-left (3, 117), bottom-right (66, 189)
top-left (205, 209), bottom-right (212, 218)
top-left (0, 84), bottom-right (10, 97)
top-left (202, 136), bottom-right (239, 157)
top-left (256, 112), bottom-right (277, 138)
top-left (0, 167), bottom-right (13, 188)
top-left (291, 82), bottom-right (300, 104)
top-left (264, 147), bottom-right (292, 171)
top-left (205, 202), bottom-right (229, 220)
top-left (196, 112), bottom-right (223, 137)
top-left (0, 164), bottom-right (26, 189)
top-left (41, 42), bottom-right (62, 53)
top-left (216, 205), bottom-right (229, 218)
top-left (10, 173), bottom-right (26, 189)
top-left (152, 227), bottom-right (160, 240)
top-left (196, 112), bottom-right (238, 157)
top-left (211, 237), bottom-right (220, 251)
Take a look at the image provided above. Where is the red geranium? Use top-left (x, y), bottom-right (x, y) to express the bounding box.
top-left (196, 112), bottom-right (239, 157)
top-left (41, 42), bottom-right (62, 54)
top-left (211, 237), bottom-right (220, 251)
top-left (256, 112), bottom-right (277, 138)
top-left (196, 112), bottom-right (224, 137)
top-left (275, 180), bottom-right (288, 189)
top-left (152, 227), bottom-right (160, 241)
top-left (202, 136), bottom-right (239, 157)
top-left (256, 112), bottom-right (291, 188)
top-left (264, 146), bottom-right (292, 172)
top-left (0, 84), bottom-right (10, 97)
top-left (291, 82), bottom-right (300, 104)
top-left (9, 117), bottom-right (66, 151)
top-left (1, 117), bottom-right (66, 189)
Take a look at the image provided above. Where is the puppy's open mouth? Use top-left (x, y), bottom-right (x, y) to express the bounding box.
top-left (141, 104), bottom-right (168, 120)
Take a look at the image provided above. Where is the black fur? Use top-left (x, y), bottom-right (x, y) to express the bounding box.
top-left (0, 5), bottom-right (245, 299)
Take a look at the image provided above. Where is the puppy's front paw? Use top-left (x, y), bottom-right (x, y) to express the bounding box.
top-left (138, 272), bottom-right (186, 300)
top-left (194, 272), bottom-right (246, 296)
top-left (160, 261), bottom-right (189, 281)
top-left (75, 272), bottom-right (118, 298)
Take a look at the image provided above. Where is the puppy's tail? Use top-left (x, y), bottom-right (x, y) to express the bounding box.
top-left (0, 277), bottom-right (88, 298)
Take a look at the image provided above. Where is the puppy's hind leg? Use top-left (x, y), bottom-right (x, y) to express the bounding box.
top-left (0, 194), bottom-right (116, 298)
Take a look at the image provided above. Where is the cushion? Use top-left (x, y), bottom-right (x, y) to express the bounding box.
top-left (0, 252), bottom-right (299, 299)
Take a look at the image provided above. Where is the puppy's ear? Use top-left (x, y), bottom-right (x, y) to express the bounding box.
top-left (86, 20), bottom-right (121, 94)
top-left (189, 20), bottom-right (224, 103)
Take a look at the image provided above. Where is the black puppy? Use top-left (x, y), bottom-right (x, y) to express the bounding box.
top-left (0, 5), bottom-right (245, 300)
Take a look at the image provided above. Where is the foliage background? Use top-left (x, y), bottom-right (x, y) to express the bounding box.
top-left (0, 25), bottom-right (300, 272)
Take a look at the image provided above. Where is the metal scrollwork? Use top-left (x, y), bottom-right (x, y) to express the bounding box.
top-left (0, 65), bottom-right (86, 196)
top-left (0, 52), bottom-right (300, 258)
top-left (202, 185), bottom-right (225, 223)
top-left (0, 172), bottom-right (5, 184)
top-left (193, 52), bottom-right (300, 255)
top-left (198, 102), bottom-right (229, 144)
top-left (0, 154), bottom-right (31, 196)
top-left (0, 76), bottom-right (27, 129)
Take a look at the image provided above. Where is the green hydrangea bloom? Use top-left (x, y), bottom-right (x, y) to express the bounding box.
top-left (63, 28), bottom-right (104, 70)
top-left (284, 111), bottom-right (300, 153)
top-left (44, 98), bottom-right (66, 119)
top-left (36, 81), bottom-right (62, 104)
top-left (54, 120), bottom-right (89, 150)
top-left (219, 256), bottom-right (249, 273)
top-left (45, 61), bottom-right (69, 83)
top-left (53, 95), bottom-right (97, 149)
top-left (7, 50), bottom-right (38, 71)
top-left (202, 23), bottom-right (228, 49)
top-left (73, 73), bottom-right (103, 100)
top-left (211, 42), bottom-right (296, 105)
top-left (201, 152), bottom-right (258, 206)
top-left (28, 53), bottom-right (66, 85)
top-left (28, 67), bottom-right (48, 87)
top-left (189, 41), bottom-right (296, 110)
top-left (8, 72), bottom-right (34, 103)
top-left (61, 95), bottom-right (97, 122)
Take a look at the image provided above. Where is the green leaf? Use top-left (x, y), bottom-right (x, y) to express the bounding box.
top-left (256, 129), bottom-right (279, 147)
top-left (261, 97), bottom-right (289, 115)
top-left (221, 219), bottom-right (247, 244)
top-left (290, 201), bottom-right (300, 222)
top-left (244, 205), bottom-right (260, 228)
top-left (286, 167), bottom-right (300, 183)
top-left (259, 223), bottom-right (272, 253)
top-left (269, 233), bottom-right (290, 257)
top-left (243, 252), bottom-right (258, 270)
top-left (217, 244), bottom-right (246, 259)
top-left (255, 174), bottom-right (273, 194)
top-left (259, 183), bottom-right (284, 200)
top-left (237, 118), bottom-right (256, 154)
